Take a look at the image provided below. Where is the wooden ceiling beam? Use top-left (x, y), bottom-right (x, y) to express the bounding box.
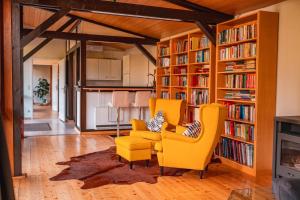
top-left (195, 20), bottom-right (216, 45)
top-left (21, 8), bottom-right (70, 48)
top-left (40, 8), bottom-right (159, 42)
top-left (22, 29), bottom-right (157, 45)
top-left (134, 43), bottom-right (156, 66)
top-left (16, 0), bottom-right (226, 24)
top-left (164, 0), bottom-right (233, 20)
top-left (23, 18), bottom-right (77, 62)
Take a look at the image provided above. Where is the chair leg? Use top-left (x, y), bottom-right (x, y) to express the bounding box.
top-left (116, 108), bottom-right (120, 137)
top-left (145, 160), bottom-right (150, 167)
top-left (205, 165), bottom-right (208, 172)
top-left (199, 170), bottom-right (204, 179)
top-left (118, 155), bottom-right (122, 162)
top-left (129, 162), bottom-right (133, 170)
top-left (160, 167), bottom-right (164, 176)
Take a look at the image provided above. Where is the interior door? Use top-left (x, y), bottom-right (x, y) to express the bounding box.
top-left (52, 64), bottom-right (59, 112)
top-left (58, 58), bottom-right (67, 122)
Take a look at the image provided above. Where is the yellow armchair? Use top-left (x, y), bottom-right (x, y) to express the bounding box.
top-left (130, 98), bottom-right (185, 146)
top-left (155, 103), bottom-right (227, 178)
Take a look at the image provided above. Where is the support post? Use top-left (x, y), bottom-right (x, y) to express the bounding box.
top-left (79, 40), bottom-right (86, 131)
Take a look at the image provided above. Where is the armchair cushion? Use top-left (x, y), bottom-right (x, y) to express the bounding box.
top-left (154, 142), bottom-right (163, 152)
top-left (131, 119), bottom-right (147, 131)
top-left (182, 121), bottom-right (201, 138)
top-left (146, 111), bottom-right (165, 132)
top-left (162, 130), bottom-right (198, 143)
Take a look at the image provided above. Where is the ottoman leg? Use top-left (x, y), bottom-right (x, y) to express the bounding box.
top-left (129, 162), bottom-right (133, 170)
top-left (160, 167), bottom-right (164, 176)
top-left (145, 160), bottom-right (150, 167)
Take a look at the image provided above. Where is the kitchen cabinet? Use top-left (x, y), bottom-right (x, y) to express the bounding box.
top-left (86, 58), bottom-right (122, 81)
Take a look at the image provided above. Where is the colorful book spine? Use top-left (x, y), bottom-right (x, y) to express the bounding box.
top-left (195, 49), bottom-right (210, 63)
top-left (176, 55), bottom-right (188, 65)
top-left (175, 39), bottom-right (189, 53)
top-left (190, 36), bottom-right (209, 50)
top-left (190, 89), bottom-right (208, 105)
top-left (219, 43), bottom-right (256, 60)
top-left (161, 92), bottom-right (169, 99)
top-left (224, 121), bottom-right (255, 141)
top-left (191, 75), bottom-right (208, 87)
top-left (224, 91), bottom-right (255, 101)
top-left (160, 58), bottom-right (170, 67)
top-left (225, 103), bottom-right (255, 123)
top-left (173, 67), bottom-right (187, 74)
top-left (162, 77), bottom-right (170, 86)
top-left (218, 23), bottom-right (257, 44)
top-left (221, 138), bottom-right (254, 167)
top-left (225, 74), bottom-right (256, 88)
top-left (175, 92), bottom-right (186, 100)
top-left (160, 46), bottom-right (170, 56)
top-left (176, 76), bottom-right (187, 87)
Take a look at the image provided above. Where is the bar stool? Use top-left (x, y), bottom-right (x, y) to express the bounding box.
top-left (108, 91), bottom-right (129, 137)
top-left (131, 91), bottom-right (152, 120)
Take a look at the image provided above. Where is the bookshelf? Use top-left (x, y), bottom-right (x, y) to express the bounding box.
top-left (216, 11), bottom-right (279, 176)
top-left (156, 29), bottom-right (215, 123)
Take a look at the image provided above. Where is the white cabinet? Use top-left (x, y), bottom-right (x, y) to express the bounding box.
top-left (86, 58), bottom-right (99, 80)
top-left (86, 58), bottom-right (122, 81)
top-left (99, 59), bottom-right (111, 80)
top-left (110, 60), bottom-right (122, 80)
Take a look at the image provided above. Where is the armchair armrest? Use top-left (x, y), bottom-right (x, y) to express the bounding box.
top-left (162, 130), bottom-right (198, 143)
top-left (130, 119), bottom-right (147, 131)
top-left (175, 125), bottom-right (187, 134)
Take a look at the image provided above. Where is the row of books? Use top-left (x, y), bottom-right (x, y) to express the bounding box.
top-left (219, 43), bottom-right (256, 60)
top-left (161, 92), bottom-right (169, 99)
top-left (195, 50), bottom-right (210, 63)
top-left (160, 58), bottom-right (170, 67)
top-left (190, 89), bottom-right (209, 105)
top-left (176, 55), bottom-right (188, 65)
top-left (159, 46), bottom-right (170, 56)
top-left (225, 103), bottom-right (255, 123)
top-left (175, 39), bottom-right (188, 53)
top-left (190, 75), bottom-right (209, 87)
top-left (224, 91), bottom-right (255, 101)
top-left (173, 67), bottom-right (187, 74)
top-left (190, 36), bottom-right (209, 50)
top-left (176, 76), bottom-right (187, 87)
top-left (218, 23), bottom-right (257, 44)
top-left (161, 77), bottom-right (170, 86)
top-left (194, 65), bottom-right (210, 73)
top-left (225, 74), bottom-right (256, 88)
top-left (188, 107), bottom-right (200, 122)
top-left (221, 138), bottom-right (254, 167)
top-left (175, 92), bottom-right (186, 100)
top-left (225, 60), bottom-right (256, 71)
top-left (224, 121), bottom-right (255, 141)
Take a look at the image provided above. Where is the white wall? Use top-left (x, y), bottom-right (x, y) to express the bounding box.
top-left (239, 0), bottom-right (300, 116)
top-left (123, 45), bottom-right (156, 87)
top-left (32, 65), bottom-right (51, 104)
top-left (23, 58), bottom-right (33, 118)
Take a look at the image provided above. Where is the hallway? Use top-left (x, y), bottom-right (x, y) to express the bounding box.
top-left (24, 105), bottom-right (77, 137)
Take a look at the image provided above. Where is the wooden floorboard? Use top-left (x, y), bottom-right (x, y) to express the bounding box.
top-left (13, 133), bottom-right (275, 200)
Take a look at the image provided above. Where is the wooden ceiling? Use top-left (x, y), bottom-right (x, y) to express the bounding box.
top-left (23, 0), bottom-right (286, 48)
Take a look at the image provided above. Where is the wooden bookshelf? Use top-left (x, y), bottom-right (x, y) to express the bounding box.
top-left (156, 29), bottom-right (215, 123)
top-left (216, 11), bottom-right (279, 176)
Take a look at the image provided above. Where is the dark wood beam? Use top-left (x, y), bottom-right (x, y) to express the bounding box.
top-left (22, 29), bottom-right (156, 45)
top-left (164, 0), bottom-right (233, 21)
top-left (135, 43), bottom-right (156, 66)
top-left (42, 8), bottom-right (159, 42)
top-left (195, 20), bottom-right (216, 45)
top-left (16, 0), bottom-right (225, 24)
top-left (21, 8), bottom-right (70, 47)
top-left (68, 19), bottom-right (81, 33)
top-left (23, 18), bottom-right (77, 62)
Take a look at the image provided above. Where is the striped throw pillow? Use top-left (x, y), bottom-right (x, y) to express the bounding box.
top-left (182, 121), bottom-right (201, 138)
top-left (146, 111), bottom-right (165, 132)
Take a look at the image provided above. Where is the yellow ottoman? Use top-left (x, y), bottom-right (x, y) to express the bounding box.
top-left (115, 136), bottom-right (152, 169)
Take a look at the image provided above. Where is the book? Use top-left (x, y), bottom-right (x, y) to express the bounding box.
top-left (190, 35), bottom-right (209, 50)
top-left (218, 23), bottom-right (257, 44)
top-left (195, 49), bottom-right (210, 63)
top-left (159, 46), bottom-right (170, 56)
top-left (176, 55), bottom-right (188, 65)
top-left (221, 138), bottom-right (254, 167)
top-left (224, 91), bottom-right (255, 101)
top-left (176, 76), bottom-right (187, 87)
top-left (160, 58), bottom-right (170, 67)
top-left (175, 39), bottom-right (188, 53)
top-left (175, 92), bottom-right (186, 100)
top-left (224, 121), bottom-right (255, 141)
top-left (225, 74), bottom-right (256, 88)
top-left (191, 75), bottom-right (208, 87)
top-left (161, 92), bottom-right (169, 99)
top-left (162, 77), bottom-right (170, 86)
top-left (190, 89), bottom-right (208, 105)
top-left (219, 43), bottom-right (256, 60)
top-left (225, 60), bottom-right (256, 71)
top-left (225, 103), bottom-right (255, 123)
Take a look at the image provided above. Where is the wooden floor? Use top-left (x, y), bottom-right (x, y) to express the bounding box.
top-left (13, 134), bottom-right (275, 200)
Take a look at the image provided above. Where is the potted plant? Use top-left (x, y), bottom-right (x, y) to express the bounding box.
top-left (33, 78), bottom-right (50, 105)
